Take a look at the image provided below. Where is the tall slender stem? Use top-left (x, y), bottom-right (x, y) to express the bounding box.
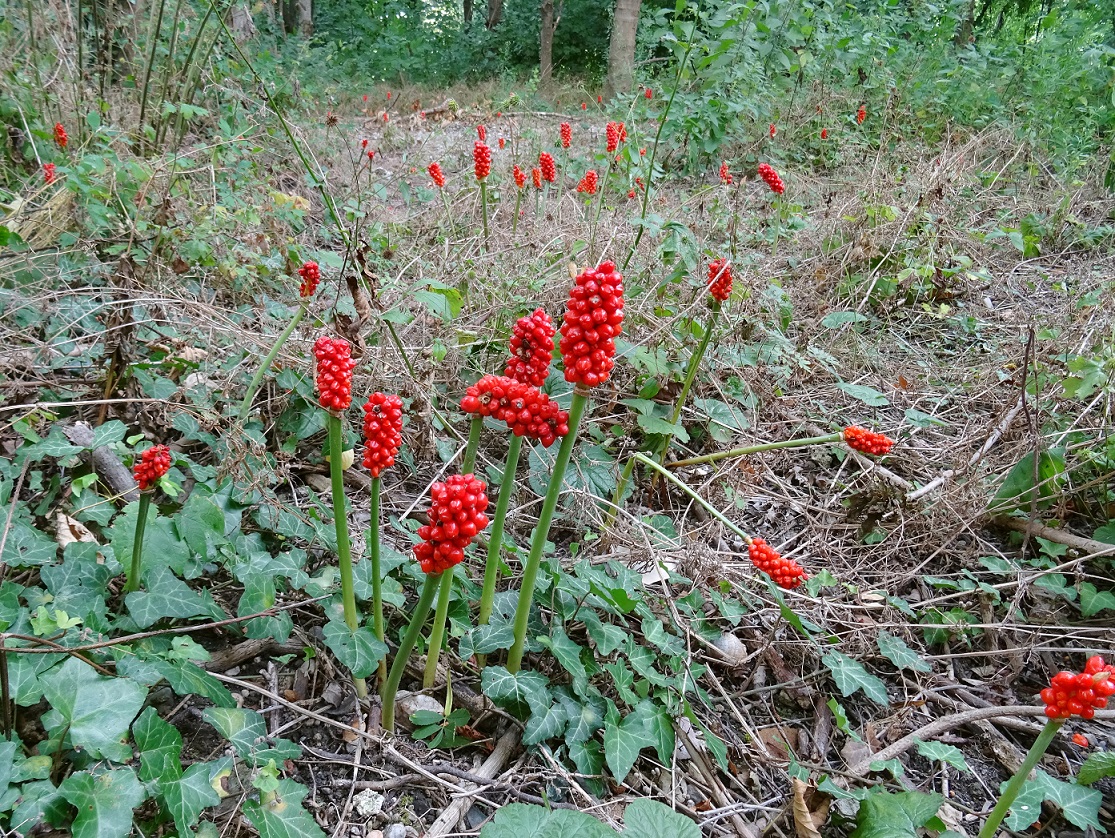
top-left (977, 719), bottom-right (1061, 838)
top-left (137, 0), bottom-right (168, 152)
top-left (477, 434), bottom-right (523, 666)
top-left (632, 453), bottom-right (753, 545)
top-left (327, 413), bottom-right (368, 700)
top-left (655, 302), bottom-right (721, 468)
top-left (479, 180), bottom-right (489, 246)
top-left (603, 452), bottom-right (636, 531)
top-left (668, 433), bottom-right (843, 469)
top-left (507, 389), bottom-right (590, 673)
top-left (124, 493), bottom-right (152, 593)
top-left (511, 189), bottom-right (522, 234)
top-left (237, 301), bottom-right (307, 422)
top-left (423, 568), bottom-right (456, 688)
top-left (382, 572), bottom-right (440, 733)
top-left (462, 416), bottom-right (482, 474)
top-left (369, 476), bottom-right (386, 686)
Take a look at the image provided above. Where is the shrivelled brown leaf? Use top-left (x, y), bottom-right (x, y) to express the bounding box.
top-left (791, 777), bottom-right (831, 838)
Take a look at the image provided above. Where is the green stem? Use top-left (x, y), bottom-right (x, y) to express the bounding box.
top-left (137, 0), bottom-right (168, 153)
top-left (604, 453), bottom-right (636, 531)
top-left (237, 301), bottom-right (307, 422)
top-left (369, 476), bottom-right (386, 687)
top-left (382, 572), bottom-right (440, 733)
top-left (124, 493), bottom-right (152, 593)
top-left (511, 188), bottom-right (522, 234)
top-left (507, 389), bottom-right (590, 673)
top-left (327, 412), bottom-right (367, 700)
top-left (462, 415), bottom-right (482, 474)
top-left (423, 567), bottom-right (456, 689)
top-left (656, 302), bottom-right (721, 467)
top-left (977, 719), bottom-right (1061, 838)
top-left (479, 179), bottom-right (489, 246)
top-left (632, 453), bottom-right (754, 545)
top-left (478, 435), bottom-right (523, 644)
top-left (668, 433), bottom-right (843, 469)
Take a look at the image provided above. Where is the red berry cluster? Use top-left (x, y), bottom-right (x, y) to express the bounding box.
top-left (539, 152), bottom-right (556, 183)
top-left (707, 259), bottom-right (732, 303)
top-left (362, 392), bottom-right (404, 478)
top-left (843, 426), bottom-right (894, 456)
top-left (313, 336), bottom-right (357, 411)
top-left (53, 122), bottom-right (68, 151)
top-left (769, 123), bottom-right (776, 138)
top-left (531, 167), bottom-right (542, 189)
top-left (856, 105), bottom-right (867, 124)
top-left (460, 375), bottom-right (570, 447)
top-left (645, 88), bottom-right (653, 99)
top-left (43, 163), bottom-right (56, 185)
top-left (1041, 656), bottom-right (1115, 720)
top-left (428, 162), bottom-right (446, 188)
top-left (513, 165), bottom-right (526, 189)
top-left (757, 163), bottom-right (784, 194)
top-left (477, 125), bottom-right (487, 141)
top-left (414, 474), bottom-right (489, 574)
top-left (748, 538), bottom-right (806, 589)
top-left (498, 136), bottom-right (506, 149)
top-left (719, 162), bottom-right (732, 185)
top-left (821, 128), bottom-right (829, 140)
top-left (558, 261), bottom-right (624, 388)
top-left (298, 261), bottom-right (320, 298)
top-left (505, 308), bottom-right (555, 387)
top-left (134, 444), bottom-right (172, 491)
top-left (605, 121), bottom-right (626, 153)
top-left (474, 142), bottom-right (491, 180)
top-left (576, 170), bottom-right (598, 195)
top-left (560, 122), bottom-right (572, 149)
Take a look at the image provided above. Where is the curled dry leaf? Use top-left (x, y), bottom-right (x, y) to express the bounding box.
top-left (790, 777), bottom-right (831, 838)
top-left (55, 510), bottom-right (98, 551)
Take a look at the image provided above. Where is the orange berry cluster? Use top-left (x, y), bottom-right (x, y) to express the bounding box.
top-left (460, 375), bottom-right (570, 448)
top-left (719, 162), bottom-right (732, 185)
top-left (474, 141), bottom-right (491, 181)
top-left (134, 445), bottom-right (172, 492)
top-left (428, 162), bottom-right (446, 188)
top-left (298, 261), bottom-right (320, 298)
top-left (313, 336), bottom-right (356, 411)
top-left (605, 121), bottom-right (626, 153)
top-left (362, 393), bottom-right (404, 478)
top-left (513, 165), bottom-right (526, 189)
top-left (505, 308), bottom-right (555, 387)
top-left (560, 122), bottom-right (572, 149)
top-left (757, 163), bottom-right (784, 195)
top-left (1041, 656), bottom-right (1115, 720)
top-left (576, 170), bottom-right (598, 195)
top-left (748, 538), bottom-right (806, 589)
top-left (539, 152), bottom-right (556, 183)
top-left (707, 259), bottom-right (732, 303)
top-left (558, 261), bottom-right (624, 388)
top-left (531, 167), bottom-right (542, 189)
top-left (856, 105), bottom-right (867, 124)
top-left (413, 474), bottom-right (489, 574)
top-left (843, 426), bottom-right (894, 456)
top-left (476, 125), bottom-right (486, 141)
top-left (53, 122), bottom-right (68, 151)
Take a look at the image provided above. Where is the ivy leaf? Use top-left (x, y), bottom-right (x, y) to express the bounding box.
top-left (877, 631), bottom-right (931, 673)
top-left (40, 657), bottom-right (147, 763)
top-left (849, 790), bottom-right (943, 837)
top-left (133, 706), bottom-right (183, 784)
top-left (522, 699), bottom-right (569, 746)
top-left (1079, 583), bottom-right (1115, 617)
top-left (163, 761), bottom-right (224, 833)
top-left (822, 650), bottom-right (889, 706)
top-left (914, 739), bottom-right (969, 772)
top-left (558, 690), bottom-right (605, 745)
top-left (622, 798), bottom-right (700, 838)
top-left (242, 779), bottom-right (327, 838)
top-left (0, 519), bottom-right (56, 568)
top-left (59, 768), bottom-right (147, 838)
top-left (567, 738), bottom-right (606, 797)
top-left (581, 610), bottom-right (627, 656)
top-left (480, 802), bottom-right (613, 838)
top-left (603, 701), bottom-right (659, 784)
top-left (481, 666), bottom-right (551, 717)
top-left (175, 493), bottom-right (230, 559)
top-left (536, 625), bottom-right (589, 694)
top-left (1031, 769), bottom-right (1103, 831)
top-left (836, 382), bottom-right (889, 407)
top-left (126, 566), bottom-right (213, 628)
top-left (322, 620), bottom-right (388, 678)
top-left (203, 707), bottom-right (302, 766)
top-left (1078, 751), bottom-right (1115, 785)
top-left (144, 658), bottom-right (237, 707)
top-left (12, 779), bottom-right (68, 832)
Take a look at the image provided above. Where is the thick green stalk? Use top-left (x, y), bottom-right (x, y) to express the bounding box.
top-left (668, 433), bottom-right (843, 469)
top-left (124, 493), bottom-right (152, 593)
top-left (977, 719), bottom-right (1061, 838)
top-left (661, 302), bottom-right (720, 459)
top-left (479, 179), bottom-right (489, 246)
top-left (462, 415), bottom-right (482, 474)
top-left (369, 476), bottom-right (386, 686)
top-left (507, 389), bottom-right (590, 673)
top-left (422, 568), bottom-right (456, 688)
top-left (632, 453), bottom-right (753, 545)
top-left (511, 188), bottom-right (522, 234)
top-left (237, 301), bottom-right (307, 422)
top-left (478, 434), bottom-right (523, 663)
top-left (381, 572), bottom-right (440, 733)
top-left (603, 453), bottom-right (637, 531)
top-left (327, 413), bottom-right (367, 700)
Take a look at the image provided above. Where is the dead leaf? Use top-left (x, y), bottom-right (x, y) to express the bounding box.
top-left (757, 726), bottom-right (798, 759)
top-left (791, 777), bottom-right (831, 838)
top-left (55, 510), bottom-right (98, 550)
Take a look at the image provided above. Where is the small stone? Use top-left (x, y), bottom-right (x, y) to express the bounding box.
top-left (353, 789), bottom-right (384, 818)
top-left (712, 633), bottom-right (748, 666)
top-left (383, 825), bottom-right (407, 838)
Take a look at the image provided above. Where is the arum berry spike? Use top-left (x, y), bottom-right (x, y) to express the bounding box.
top-left (125, 445), bottom-right (172, 594)
top-left (475, 141), bottom-right (491, 244)
top-left (667, 425), bottom-right (895, 469)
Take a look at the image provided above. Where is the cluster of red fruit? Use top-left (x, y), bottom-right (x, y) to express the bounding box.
top-left (313, 336), bottom-right (357, 411)
top-left (769, 123), bottom-right (776, 138)
top-left (474, 141), bottom-right (491, 180)
top-left (53, 122), bottom-right (67, 151)
top-left (513, 165), bottom-right (526, 189)
top-left (42, 163), bottom-right (56, 185)
top-left (477, 125), bottom-right (487, 141)
top-left (413, 474), bottom-right (489, 574)
top-left (1041, 656), bottom-right (1115, 720)
top-left (298, 261), bottom-right (320, 298)
top-left (558, 261), bottom-right (624, 388)
top-left (460, 375), bottom-right (570, 447)
top-left (719, 162), bottom-right (732, 185)
top-left (539, 152), bottom-right (557, 184)
top-left (576, 170), bottom-right (598, 195)
top-left (362, 392), bottom-right (404, 478)
top-left (856, 105), bottom-right (867, 124)
top-left (505, 308), bottom-right (555, 387)
top-left (757, 163), bottom-right (784, 195)
top-left (843, 426), bottom-right (895, 456)
top-left (605, 121), bottom-right (627, 153)
top-left (134, 444), bottom-right (172, 492)
top-left (748, 538), bottom-right (806, 589)
top-left (560, 122), bottom-right (572, 149)
top-left (531, 168), bottom-right (542, 189)
top-left (707, 259), bottom-right (732, 303)
top-left (428, 162), bottom-right (446, 188)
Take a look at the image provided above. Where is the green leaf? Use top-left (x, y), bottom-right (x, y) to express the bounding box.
top-left (242, 779), bottom-right (327, 838)
top-left (480, 802), bottom-right (614, 838)
top-left (133, 706), bottom-right (183, 784)
top-left (1030, 769), bottom-right (1103, 830)
top-left (914, 739), bottom-right (969, 772)
top-left (636, 413), bottom-right (690, 442)
top-left (163, 761), bottom-right (224, 833)
top-left (821, 311), bottom-right (871, 328)
top-left (822, 650), bottom-right (889, 706)
top-left (537, 625), bottom-right (589, 694)
top-left (40, 657), bottom-right (148, 762)
top-left (827, 698), bottom-right (863, 742)
top-left (693, 397), bottom-right (749, 442)
top-left (59, 768), bottom-right (147, 838)
top-left (144, 658), bottom-right (237, 707)
top-left (482, 666), bottom-right (552, 717)
top-left (176, 493), bottom-right (229, 559)
top-left (322, 620), bottom-right (388, 678)
top-left (566, 739), bottom-right (605, 797)
top-left (0, 519), bottom-right (56, 568)
top-left (836, 382), bottom-right (888, 407)
top-left (523, 699), bottom-right (569, 746)
top-left (202, 707), bottom-right (302, 765)
top-left (603, 701), bottom-right (659, 784)
top-left (877, 631), bottom-right (931, 673)
top-left (90, 420), bottom-right (128, 449)
top-left (849, 790), bottom-right (943, 838)
top-left (1080, 583), bottom-right (1115, 617)
top-left (12, 779), bottom-right (68, 833)
top-left (1094, 521), bottom-right (1115, 545)
top-left (126, 565), bottom-right (213, 628)
top-left (581, 611), bottom-right (627, 656)
top-left (991, 449), bottom-right (1066, 511)
top-left (558, 690), bottom-right (605, 745)
top-left (622, 798), bottom-right (700, 838)
top-left (1078, 751), bottom-right (1115, 785)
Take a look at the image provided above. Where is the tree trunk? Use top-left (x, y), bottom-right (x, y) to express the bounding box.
top-left (280, 0), bottom-right (297, 34)
top-left (540, 0), bottom-right (554, 84)
top-left (231, 3), bottom-right (258, 41)
top-left (296, 0), bottom-right (312, 36)
top-left (486, 0), bottom-right (503, 28)
top-left (604, 0), bottom-right (641, 100)
top-left (464, 0), bottom-right (473, 23)
top-left (953, 0), bottom-right (975, 45)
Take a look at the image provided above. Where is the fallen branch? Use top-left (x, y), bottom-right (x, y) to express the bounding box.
top-left (422, 728), bottom-right (522, 836)
top-left (63, 421), bottom-right (139, 502)
top-left (992, 516), bottom-right (1115, 559)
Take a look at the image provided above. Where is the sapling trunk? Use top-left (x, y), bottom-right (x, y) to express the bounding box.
top-left (477, 433), bottom-right (523, 668)
top-left (124, 493), bottom-right (152, 594)
top-left (381, 572), bottom-right (440, 733)
top-left (507, 388), bottom-right (589, 673)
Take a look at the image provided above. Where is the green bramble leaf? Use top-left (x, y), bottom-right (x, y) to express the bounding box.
top-left (822, 650), bottom-right (889, 706)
